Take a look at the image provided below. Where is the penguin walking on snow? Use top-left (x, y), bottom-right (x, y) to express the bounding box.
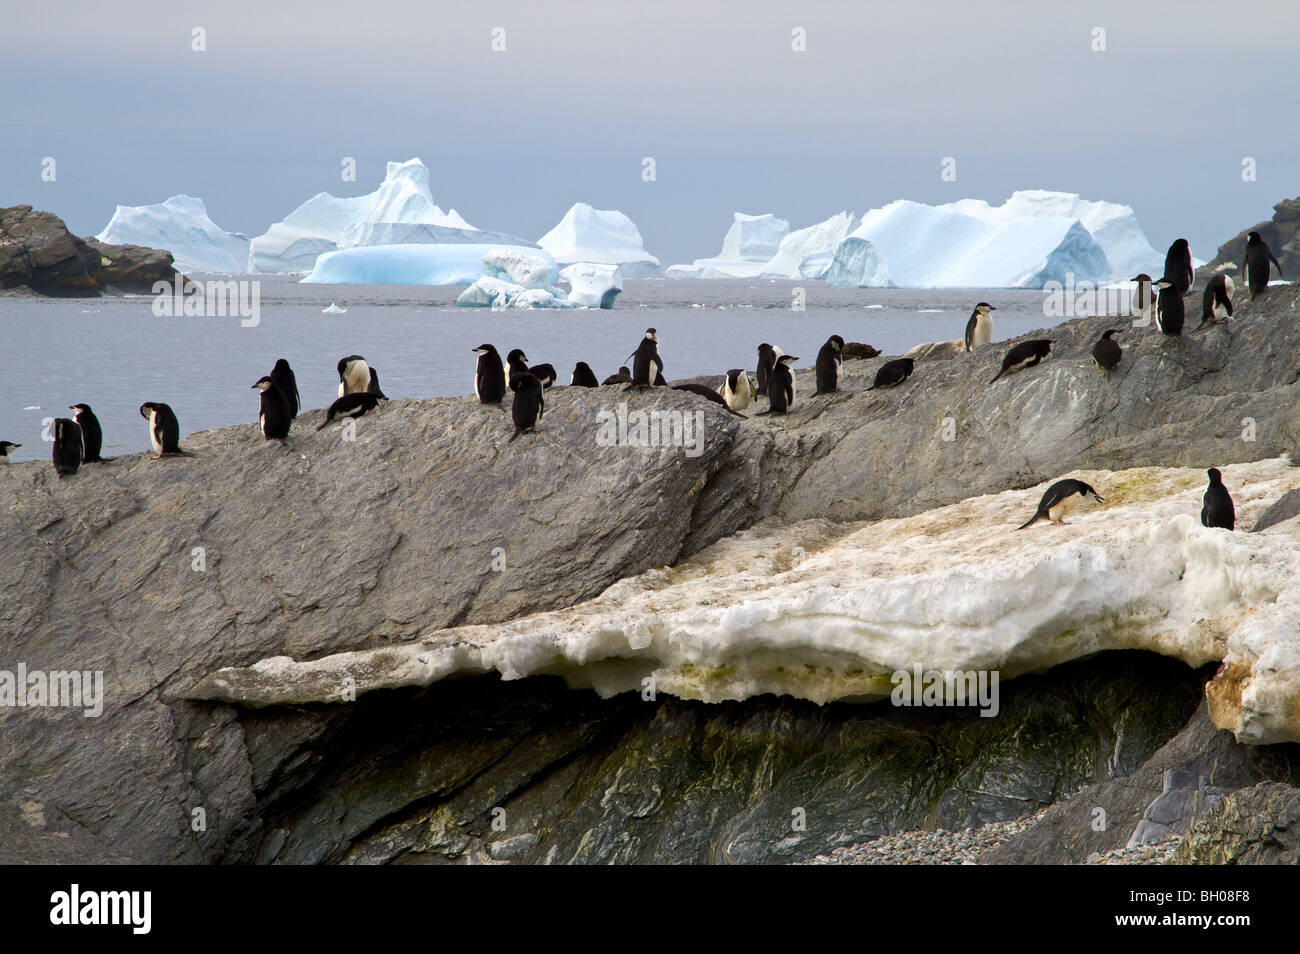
top-left (1017, 479), bottom-right (1104, 529)
top-left (52, 418), bottom-right (83, 478)
top-left (815, 335), bottom-right (845, 394)
top-left (510, 372), bottom-right (544, 441)
top-left (1164, 239), bottom-right (1195, 294)
top-left (1155, 277), bottom-right (1185, 335)
top-left (759, 354), bottom-right (798, 414)
top-left (1198, 275), bottom-right (1235, 329)
top-left (1242, 231), bottom-right (1283, 298)
top-left (139, 402), bottom-right (186, 458)
top-left (0, 441), bottom-right (20, 462)
top-left (69, 403), bottom-right (107, 462)
top-left (473, 344), bottom-right (507, 404)
top-left (719, 368), bottom-right (755, 411)
top-left (990, 340), bottom-right (1053, 384)
top-left (570, 362), bottom-right (599, 387)
top-left (626, 328), bottom-right (663, 389)
top-left (964, 302), bottom-right (996, 352)
top-left (1201, 468), bottom-right (1235, 530)
top-left (269, 359), bottom-right (300, 418)
top-left (1091, 330), bottom-right (1122, 371)
top-left (252, 376), bottom-right (292, 442)
top-left (756, 343), bottom-right (781, 395)
top-left (867, 357), bottom-right (915, 390)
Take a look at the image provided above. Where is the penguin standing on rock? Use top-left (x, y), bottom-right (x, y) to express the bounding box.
top-left (1201, 468), bottom-right (1235, 530)
top-left (1163, 239), bottom-right (1195, 294)
top-left (626, 328), bottom-right (663, 390)
top-left (317, 392), bottom-right (381, 431)
top-left (989, 340), bottom-right (1053, 384)
top-left (759, 354), bottom-right (798, 414)
top-left (1091, 330), bottom-right (1122, 371)
top-left (1017, 479), bottom-right (1104, 529)
top-left (756, 343), bottom-right (782, 395)
top-left (506, 349), bottom-right (557, 391)
top-left (509, 372), bottom-right (544, 441)
top-left (252, 376), bottom-right (292, 442)
top-left (269, 359), bottom-right (300, 418)
top-left (473, 344), bottom-right (507, 404)
top-left (1199, 275), bottom-right (1235, 328)
top-left (964, 303), bottom-right (996, 352)
top-left (1242, 231), bottom-right (1283, 298)
top-left (139, 402), bottom-right (186, 458)
top-left (337, 356), bottom-right (371, 397)
top-left (719, 368), bottom-right (755, 411)
top-left (867, 357), bottom-right (915, 390)
top-left (69, 403), bottom-right (107, 462)
top-left (815, 335), bottom-right (845, 394)
top-left (570, 362), bottom-right (599, 387)
top-left (52, 418), bottom-right (83, 478)
top-left (0, 441), bottom-right (20, 462)
top-left (1155, 277), bottom-right (1185, 335)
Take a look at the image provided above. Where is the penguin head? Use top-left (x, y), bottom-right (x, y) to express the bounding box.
top-left (974, 302), bottom-right (996, 313)
top-left (1173, 238), bottom-right (1190, 250)
top-left (777, 354), bottom-right (799, 365)
top-left (1246, 231), bottom-right (1261, 246)
top-left (473, 344), bottom-right (496, 356)
top-left (69, 403), bottom-right (90, 415)
top-left (828, 334), bottom-right (844, 351)
top-left (1207, 467), bottom-right (1223, 486)
top-left (139, 402), bottom-right (157, 420)
top-left (1131, 273), bottom-right (1152, 285)
top-left (757, 342), bottom-right (772, 356)
top-left (1078, 481), bottom-right (1104, 503)
top-left (901, 358), bottom-right (916, 372)
top-left (271, 358), bottom-right (292, 374)
top-left (506, 348), bottom-right (527, 365)
top-left (644, 328), bottom-right (658, 342)
top-left (252, 376), bottom-right (275, 392)
top-left (1102, 329), bottom-right (1121, 339)
top-left (0, 441), bottom-right (20, 454)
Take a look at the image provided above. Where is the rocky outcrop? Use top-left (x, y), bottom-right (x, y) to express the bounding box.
top-left (1200, 197), bottom-right (1300, 280)
top-left (1171, 782), bottom-right (1300, 864)
top-left (0, 204), bottom-right (180, 293)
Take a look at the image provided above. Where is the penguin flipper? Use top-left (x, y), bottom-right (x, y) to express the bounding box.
top-left (1017, 511), bottom-right (1044, 531)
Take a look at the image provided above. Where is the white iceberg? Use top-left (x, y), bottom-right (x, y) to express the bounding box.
top-left (537, 203), bottom-right (661, 276)
top-left (559, 263), bottom-right (623, 308)
top-left (667, 212), bottom-right (791, 278)
top-left (250, 158), bottom-right (480, 274)
top-left (482, 248), bottom-right (560, 290)
top-left (456, 277), bottom-right (574, 309)
top-left (760, 211), bottom-right (860, 279)
top-left (940, 190), bottom-right (1159, 280)
top-left (95, 195), bottom-right (249, 274)
top-left (322, 303), bottom-right (347, 314)
top-left (301, 243), bottom-right (549, 285)
top-left (825, 237), bottom-right (894, 288)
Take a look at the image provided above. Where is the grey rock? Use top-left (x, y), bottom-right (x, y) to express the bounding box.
top-left (1251, 486), bottom-right (1300, 532)
top-left (1171, 782), bottom-right (1300, 864)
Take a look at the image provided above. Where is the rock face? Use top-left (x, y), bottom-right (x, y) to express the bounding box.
top-left (1200, 196), bottom-right (1300, 280)
top-left (1172, 782), bottom-right (1300, 864)
top-left (0, 205), bottom-right (180, 293)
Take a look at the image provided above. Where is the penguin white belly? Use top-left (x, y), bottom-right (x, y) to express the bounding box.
top-left (1047, 495), bottom-right (1077, 523)
top-left (1213, 300), bottom-right (1228, 320)
top-left (259, 412), bottom-right (267, 437)
top-left (148, 411), bottom-right (163, 455)
top-left (789, 374), bottom-right (797, 409)
top-left (337, 381), bottom-right (345, 399)
top-left (972, 314), bottom-right (992, 348)
top-left (473, 370), bottom-right (481, 400)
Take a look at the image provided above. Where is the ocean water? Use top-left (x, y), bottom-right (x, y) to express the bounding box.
top-left (0, 276), bottom-right (1067, 459)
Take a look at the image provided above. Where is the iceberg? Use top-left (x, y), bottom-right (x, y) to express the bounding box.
top-left (666, 212), bottom-right (791, 278)
top-left (537, 203), bottom-right (660, 276)
top-left (559, 263), bottom-right (622, 308)
top-left (301, 243), bottom-right (550, 285)
top-left (761, 211), bottom-right (860, 279)
top-left (95, 195), bottom-right (249, 274)
top-left (250, 158), bottom-right (481, 274)
top-left (825, 237), bottom-right (894, 288)
top-left (456, 247), bottom-right (575, 308)
top-left (322, 303), bottom-right (347, 314)
top-left (940, 190), bottom-right (1159, 280)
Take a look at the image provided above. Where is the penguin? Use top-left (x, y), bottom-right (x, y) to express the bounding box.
top-left (570, 362), bottom-right (599, 388)
top-left (316, 392), bottom-right (381, 431)
top-left (673, 382), bottom-right (746, 417)
top-left (1163, 238), bottom-right (1194, 294)
top-left (528, 363), bottom-right (558, 389)
top-left (68, 403), bottom-right (106, 462)
top-left (1199, 275), bottom-right (1235, 328)
top-left (367, 368), bottom-right (388, 399)
top-left (1200, 468), bottom-right (1235, 530)
top-left (52, 418), bottom-right (83, 478)
top-left (867, 357), bottom-right (915, 390)
top-left (814, 335), bottom-right (845, 394)
top-left (269, 359), bottom-right (300, 418)
top-left (602, 366), bottom-right (633, 386)
top-left (509, 371), bottom-right (544, 441)
top-left (0, 440), bottom-right (20, 462)
top-left (626, 328), bottom-right (663, 389)
top-left (1017, 479), bottom-right (1104, 529)
top-left (1155, 277), bottom-right (1185, 335)
top-left (1130, 274), bottom-right (1156, 325)
top-left (139, 402), bottom-right (185, 457)
top-left (505, 350), bottom-right (556, 391)
top-left (989, 340), bottom-right (1053, 384)
top-left (759, 354), bottom-right (798, 414)
top-left (1242, 231), bottom-right (1283, 298)
top-left (251, 376), bottom-right (292, 442)
top-left (1091, 329), bottom-right (1122, 371)
top-left (964, 302), bottom-right (996, 352)
top-left (473, 344), bottom-right (507, 404)
top-left (755, 343), bottom-right (782, 395)
top-left (337, 355), bottom-right (370, 397)
top-left (718, 368), bottom-right (755, 412)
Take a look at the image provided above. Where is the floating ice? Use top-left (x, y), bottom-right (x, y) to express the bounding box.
top-left (559, 263), bottom-right (623, 308)
top-left (301, 243), bottom-right (548, 285)
top-left (537, 203), bottom-right (661, 276)
top-left (322, 303), bottom-right (347, 314)
top-left (95, 195), bottom-right (249, 274)
top-left (825, 236), bottom-right (894, 288)
top-left (761, 212), bottom-right (860, 279)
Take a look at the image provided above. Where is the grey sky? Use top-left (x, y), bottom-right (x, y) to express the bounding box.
top-left (3, 0), bottom-right (1298, 266)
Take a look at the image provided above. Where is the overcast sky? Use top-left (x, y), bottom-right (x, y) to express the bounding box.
top-left (3, 0), bottom-right (1298, 264)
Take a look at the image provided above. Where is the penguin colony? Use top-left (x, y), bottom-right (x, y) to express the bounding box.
top-left (8, 235), bottom-right (1266, 530)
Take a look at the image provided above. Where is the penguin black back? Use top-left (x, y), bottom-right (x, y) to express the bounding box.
top-left (1242, 231), bottom-right (1283, 297)
top-left (602, 366), bottom-right (632, 386)
top-left (867, 357), bottom-right (915, 390)
top-left (756, 343), bottom-right (778, 395)
top-left (1091, 329), bottom-right (1122, 371)
top-left (990, 340), bottom-right (1053, 384)
top-left (1200, 275), bottom-right (1234, 326)
top-left (673, 382), bottom-right (745, 417)
top-left (1017, 478), bottom-right (1104, 530)
top-left (368, 368), bottom-right (389, 399)
top-left (1163, 238), bottom-right (1194, 294)
top-left (1155, 277), bottom-right (1184, 335)
top-left (139, 402), bottom-right (182, 457)
top-left (473, 344), bottom-right (507, 404)
top-left (815, 335), bottom-right (844, 394)
top-left (252, 376), bottom-right (292, 441)
top-left (317, 392), bottom-right (381, 431)
top-left (69, 403), bottom-right (104, 462)
top-left (510, 372), bottom-right (544, 440)
top-left (570, 362), bottom-right (599, 387)
top-left (1201, 468), bottom-right (1235, 530)
top-left (762, 354), bottom-right (798, 414)
top-left (269, 358), bottom-right (300, 418)
top-left (52, 417), bottom-right (83, 478)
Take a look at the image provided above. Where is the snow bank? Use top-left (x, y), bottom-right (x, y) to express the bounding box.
top-left (250, 158), bottom-right (476, 274)
top-left (301, 243), bottom-right (548, 285)
top-left (537, 203), bottom-right (660, 276)
top-left (560, 263), bottom-right (622, 308)
top-left (191, 458), bottom-right (1300, 746)
top-left (95, 195), bottom-right (249, 274)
